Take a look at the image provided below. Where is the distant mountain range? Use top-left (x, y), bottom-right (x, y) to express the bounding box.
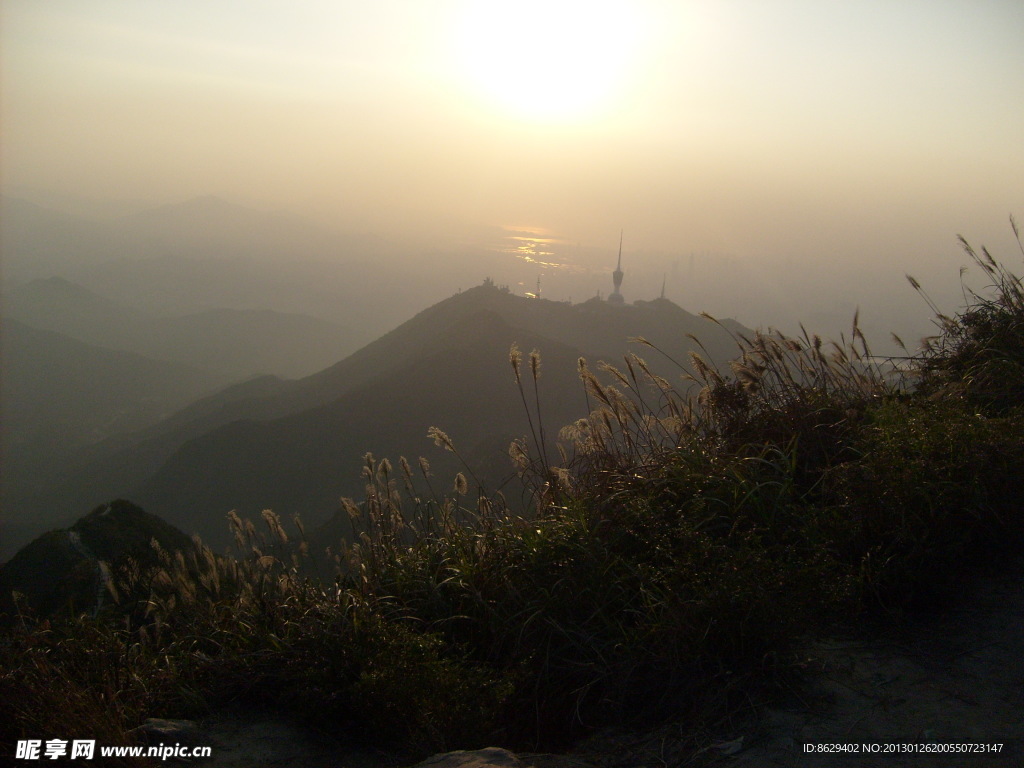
top-left (0, 194), bottom-right (383, 285)
top-left (5, 276), bottom-right (360, 380)
top-left (1, 194), bottom-right (755, 556)
top-left (0, 318), bottom-right (222, 555)
top-left (9, 281), bottom-right (751, 552)
top-left (0, 194), bottom-right (495, 348)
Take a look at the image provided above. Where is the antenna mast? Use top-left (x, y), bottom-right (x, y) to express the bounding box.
top-left (609, 230), bottom-right (625, 305)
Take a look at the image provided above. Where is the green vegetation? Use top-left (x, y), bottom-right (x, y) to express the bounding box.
top-left (2, 227), bottom-right (1023, 762)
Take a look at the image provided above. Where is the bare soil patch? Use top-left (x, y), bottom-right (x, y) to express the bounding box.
top-left (561, 574), bottom-right (1024, 768)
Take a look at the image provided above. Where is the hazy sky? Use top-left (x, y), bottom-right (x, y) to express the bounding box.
top-left (3, 0), bottom-right (1023, 336)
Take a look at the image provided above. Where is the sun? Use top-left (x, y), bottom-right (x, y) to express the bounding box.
top-left (454, 1), bottom-right (642, 123)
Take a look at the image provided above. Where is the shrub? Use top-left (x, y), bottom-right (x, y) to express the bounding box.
top-left (914, 219), bottom-right (1024, 413)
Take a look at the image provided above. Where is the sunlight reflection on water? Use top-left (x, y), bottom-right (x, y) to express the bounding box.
top-left (487, 225), bottom-right (583, 271)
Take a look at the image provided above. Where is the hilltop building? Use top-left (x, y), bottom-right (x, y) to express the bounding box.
top-left (608, 232), bottom-right (625, 305)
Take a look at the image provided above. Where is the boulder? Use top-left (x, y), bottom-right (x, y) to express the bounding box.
top-left (414, 747), bottom-right (522, 768)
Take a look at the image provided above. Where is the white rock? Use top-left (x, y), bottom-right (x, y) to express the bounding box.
top-left (414, 747), bottom-right (522, 768)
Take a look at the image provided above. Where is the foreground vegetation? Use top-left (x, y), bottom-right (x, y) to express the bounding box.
top-left (3, 226), bottom-right (1023, 762)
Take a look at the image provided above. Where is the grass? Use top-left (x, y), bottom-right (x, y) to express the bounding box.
top-left (3, 223), bottom-right (1023, 761)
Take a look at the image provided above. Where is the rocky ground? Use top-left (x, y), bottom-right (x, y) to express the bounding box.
top-left (178, 573), bottom-right (1023, 767)
top-left (566, 573), bottom-right (1024, 768)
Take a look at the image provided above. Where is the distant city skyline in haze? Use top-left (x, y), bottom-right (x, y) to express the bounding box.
top-left (2, 0), bottom-right (1023, 336)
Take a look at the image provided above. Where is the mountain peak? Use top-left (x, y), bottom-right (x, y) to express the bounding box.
top-left (0, 500), bottom-right (195, 621)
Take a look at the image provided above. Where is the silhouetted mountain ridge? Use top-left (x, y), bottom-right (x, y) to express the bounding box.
top-left (27, 282), bottom-right (753, 549)
top-left (131, 308), bottom-right (585, 546)
top-left (0, 500), bottom-right (195, 621)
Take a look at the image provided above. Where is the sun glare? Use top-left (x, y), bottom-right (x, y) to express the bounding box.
top-left (455, 1), bottom-right (642, 123)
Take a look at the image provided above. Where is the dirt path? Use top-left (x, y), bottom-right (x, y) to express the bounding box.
top-left (698, 574), bottom-right (1024, 767)
top-left (541, 574), bottom-right (1024, 768)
